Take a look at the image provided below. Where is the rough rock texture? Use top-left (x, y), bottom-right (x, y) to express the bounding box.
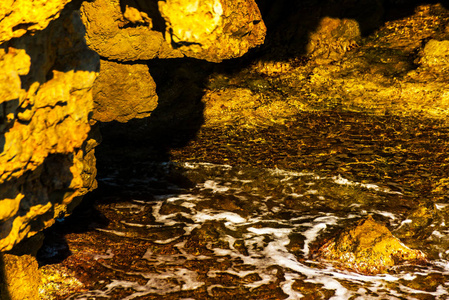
top-left (0, 0), bottom-right (72, 43)
top-left (159, 0), bottom-right (266, 62)
top-left (255, 0), bottom-right (383, 59)
top-left (418, 39), bottom-right (449, 68)
top-left (80, 0), bottom-right (182, 62)
top-left (202, 3), bottom-right (449, 126)
top-left (316, 216), bottom-right (427, 274)
top-left (0, 7), bottom-right (99, 252)
top-left (81, 0), bottom-right (266, 63)
top-left (0, 253), bottom-right (40, 300)
top-left (92, 59), bottom-right (158, 123)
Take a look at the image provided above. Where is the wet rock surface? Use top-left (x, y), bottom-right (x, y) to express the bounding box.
top-left (203, 2), bottom-right (449, 126)
top-left (39, 109), bottom-right (449, 298)
top-left (316, 215), bottom-right (427, 275)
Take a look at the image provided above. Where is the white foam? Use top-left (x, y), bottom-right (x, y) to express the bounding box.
top-left (95, 228), bottom-right (128, 237)
top-left (372, 210), bottom-right (398, 220)
top-left (88, 249), bottom-right (114, 261)
top-left (192, 210), bottom-right (246, 224)
top-left (432, 230), bottom-right (444, 238)
top-left (332, 174), bottom-right (403, 195)
top-left (201, 180), bottom-right (230, 192)
top-left (301, 215), bottom-right (339, 257)
top-left (435, 203), bottom-right (449, 210)
top-left (269, 168), bottom-right (318, 178)
top-left (72, 162), bottom-right (449, 299)
top-left (182, 162), bottom-right (232, 170)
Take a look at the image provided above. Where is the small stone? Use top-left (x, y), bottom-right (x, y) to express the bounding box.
top-left (316, 215), bottom-right (427, 274)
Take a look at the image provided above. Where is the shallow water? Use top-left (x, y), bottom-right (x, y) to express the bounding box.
top-left (50, 161), bottom-right (449, 299)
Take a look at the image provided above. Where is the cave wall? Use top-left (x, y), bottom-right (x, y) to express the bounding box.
top-left (0, 1), bottom-right (99, 253)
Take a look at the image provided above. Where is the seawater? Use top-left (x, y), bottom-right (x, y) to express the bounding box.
top-left (67, 162), bottom-right (449, 299)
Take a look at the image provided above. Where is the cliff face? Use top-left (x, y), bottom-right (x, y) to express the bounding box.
top-left (0, 2), bottom-right (99, 252)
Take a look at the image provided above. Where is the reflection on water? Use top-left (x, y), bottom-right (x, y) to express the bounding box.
top-left (57, 162), bottom-right (449, 299)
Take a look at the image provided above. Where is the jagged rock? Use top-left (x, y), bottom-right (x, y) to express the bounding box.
top-left (316, 215), bottom-right (427, 274)
top-left (92, 59), bottom-right (158, 123)
top-left (159, 0), bottom-right (266, 62)
top-left (0, 0), bottom-right (72, 43)
top-left (80, 0), bottom-right (183, 61)
top-left (81, 0), bottom-right (266, 63)
top-left (0, 8), bottom-right (99, 252)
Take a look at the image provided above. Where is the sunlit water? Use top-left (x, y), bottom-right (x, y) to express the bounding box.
top-left (65, 162), bottom-right (449, 299)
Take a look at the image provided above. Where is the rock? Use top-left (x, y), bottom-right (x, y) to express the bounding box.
top-left (316, 215), bottom-right (427, 274)
top-left (418, 39), bottom-right (449, 68)
top-left (306, 16), bottom-right (361, 64)
top-left (80, 0), bottom-right (183, 61)
top-left (394, 203), bottom-right (438, 241)
top-left (159, 0), bottom-right (266, 62)
top-left (92, 59), bottom-right (158, 123)
top-left (80, 0), bottom-right (266, 63)
top-left (0, 253), bottom-right (40, 300)
top-left (0, 7), bottom-right (99, 252)
top-left (0, 233), bottom-right (44, 300)
top-left (0, 0), bottom-right (72, 43)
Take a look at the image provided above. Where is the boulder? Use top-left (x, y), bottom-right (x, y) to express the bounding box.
top-left (159, 0), bottom-right (266, 62)
top-left (0, 253), bottom-right (40, 300)
top-left (81, 0), bottom-right (266, 63)
top-left (92, 59), bottom-right (158, 123)
top-left (80, 0), bottom-right (182, 62)
top-left (316, 215), bottom-right (427, 274)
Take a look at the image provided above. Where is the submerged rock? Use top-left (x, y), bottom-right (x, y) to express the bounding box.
top-left (316, 215), bottom-right (427, 275)
top-left (306, 16), bottom-right (361, 64)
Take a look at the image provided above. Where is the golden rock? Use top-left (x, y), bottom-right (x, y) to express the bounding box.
top-left (317, 215), bottom-right (427, 274)
top-left (0, 0), bottom-right (72, 43)
top-left (92, 59), bottom-right (158, 123)
top-left (0, 9), bottom-right (99, 251)
top-left (159, 0), bottom-right (266, 62)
